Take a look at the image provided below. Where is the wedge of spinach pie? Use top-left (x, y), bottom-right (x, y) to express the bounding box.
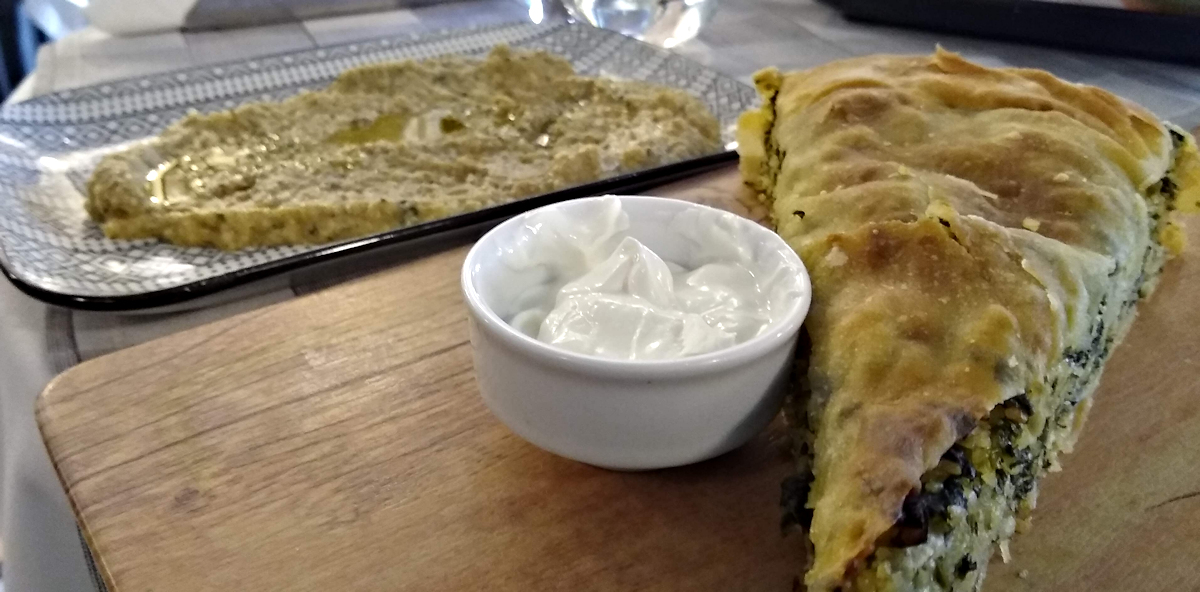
top-left (737, 49), bottom-right (1200, 592)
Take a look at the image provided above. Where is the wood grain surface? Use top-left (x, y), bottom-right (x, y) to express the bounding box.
top-left (37, 166), bottom-right (1200, 592)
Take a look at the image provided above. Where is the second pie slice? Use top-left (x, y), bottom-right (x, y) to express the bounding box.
top-left (737, 49), bottom-right (1200, 592)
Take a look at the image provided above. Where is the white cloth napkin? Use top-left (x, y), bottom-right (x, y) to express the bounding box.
top-left (81, 0), bottom-right (444, 35)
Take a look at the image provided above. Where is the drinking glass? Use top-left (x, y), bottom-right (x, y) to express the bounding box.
top-left (560, 0), bottom-right (718, 48)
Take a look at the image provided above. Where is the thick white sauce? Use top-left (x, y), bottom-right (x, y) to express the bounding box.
top-left (499, 197), bottom-right (803, 360)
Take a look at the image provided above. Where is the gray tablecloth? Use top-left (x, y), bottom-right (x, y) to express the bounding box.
top-left (3, 1), bottom-right (1200, 590)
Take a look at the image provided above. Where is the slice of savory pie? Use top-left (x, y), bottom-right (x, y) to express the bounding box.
top-left (737, 49), bottom-right (1200, 592)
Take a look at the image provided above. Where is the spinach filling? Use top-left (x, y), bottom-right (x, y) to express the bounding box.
top-left (780, 303), bottom-right (1132, 591)
top-left (762, 92), bottom-right (784, 209)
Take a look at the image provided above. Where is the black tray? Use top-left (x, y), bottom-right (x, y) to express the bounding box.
top-left (827, 0), bottom-right (1200, 66)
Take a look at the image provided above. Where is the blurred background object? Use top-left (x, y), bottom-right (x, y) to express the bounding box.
top-left (23, 0), bottom-right (86, 38)
top-left (829, 0), bottom-right (1200, 66)
top-left (1, 1), bottom-right (60, 100)
top-left (1121, 0), bottom-right (1200, 14)
top-left (561, 0), bottom-right (716, 47)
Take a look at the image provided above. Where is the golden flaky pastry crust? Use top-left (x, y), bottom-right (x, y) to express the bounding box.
top-left (737, 49), bottom-right (1199, 591)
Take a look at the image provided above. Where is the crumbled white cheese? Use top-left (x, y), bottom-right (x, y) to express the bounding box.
top-left (825, 246), bottom-right (849, 267)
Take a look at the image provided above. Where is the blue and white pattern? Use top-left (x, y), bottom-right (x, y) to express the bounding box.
top-left (0, 21), bottom-right (757, 303)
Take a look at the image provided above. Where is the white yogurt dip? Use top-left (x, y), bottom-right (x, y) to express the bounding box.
top-left (497, 196), bottom-right (804, 360)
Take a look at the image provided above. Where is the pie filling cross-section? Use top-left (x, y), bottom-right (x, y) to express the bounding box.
top-left (737, 49), bottom-right (1200, 592)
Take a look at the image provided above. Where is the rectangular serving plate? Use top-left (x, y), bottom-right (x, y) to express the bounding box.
top-left (0, 20), bottom-right (757, 311)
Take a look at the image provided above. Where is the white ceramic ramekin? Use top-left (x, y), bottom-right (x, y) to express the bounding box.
top-left (461, 195), bottom-right (811, 470)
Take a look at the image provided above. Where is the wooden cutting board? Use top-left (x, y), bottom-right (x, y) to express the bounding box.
top-left (37, 166), bottom-right (1200, 592)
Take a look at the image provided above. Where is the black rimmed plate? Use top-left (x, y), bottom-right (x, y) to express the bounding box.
top-left (0, 20), bottom-right (756, 311)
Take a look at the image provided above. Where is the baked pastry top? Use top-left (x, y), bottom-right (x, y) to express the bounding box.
top-left (738, 49), bottom-right (1198, 591)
